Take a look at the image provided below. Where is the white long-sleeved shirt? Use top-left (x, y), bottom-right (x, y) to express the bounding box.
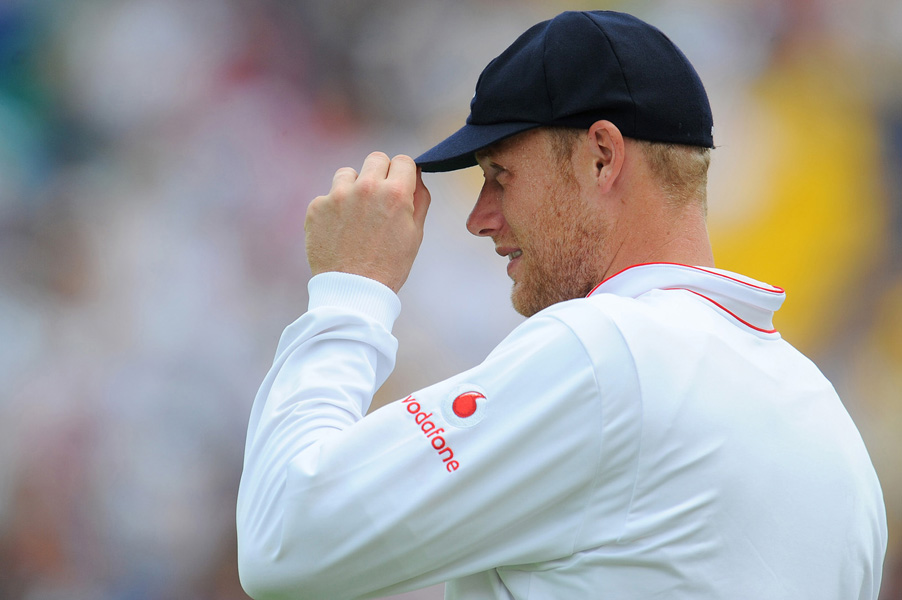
top-left (236, 263), bottom-right (887, 600)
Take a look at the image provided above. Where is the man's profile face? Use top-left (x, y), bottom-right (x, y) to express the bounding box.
top-left (470, 129), bottom-right (608, 317)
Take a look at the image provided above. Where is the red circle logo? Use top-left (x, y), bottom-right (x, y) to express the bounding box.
top-left (452, 391), bottom-right (484, 418)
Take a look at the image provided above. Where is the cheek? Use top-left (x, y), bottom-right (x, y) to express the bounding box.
top-left (508, 183), bottom-right (556, 233)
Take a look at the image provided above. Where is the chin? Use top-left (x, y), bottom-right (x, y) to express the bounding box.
top-left (510, 286), bottom-right (536, 318)
top-left (511, 278), bottom-right (596, 318)
top-left (510, 285), bottom-right (555, 318)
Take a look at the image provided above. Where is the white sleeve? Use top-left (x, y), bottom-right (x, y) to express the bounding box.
top-left (236, 274), bottom-right (618, 600)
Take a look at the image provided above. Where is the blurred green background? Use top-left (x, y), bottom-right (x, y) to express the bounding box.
top-left (0, 0), bottom-right (899, 598)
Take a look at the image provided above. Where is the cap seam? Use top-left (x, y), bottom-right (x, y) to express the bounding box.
top-left (580, 12), bottom-right (637, 134)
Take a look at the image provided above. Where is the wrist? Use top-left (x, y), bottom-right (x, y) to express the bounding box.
top-left (308, 272), bottom-right (402, 329)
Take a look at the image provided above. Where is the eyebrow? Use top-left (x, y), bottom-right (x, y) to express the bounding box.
top-left (475, 136), bottom-right (513, 163)
top-left (474, 148), bottom-right (495, 164)
top-left (476, 158), bottom-right (507, 176)
top-left (475, 131), bottom-right (524, 165)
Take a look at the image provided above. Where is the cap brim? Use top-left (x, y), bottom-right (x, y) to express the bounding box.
top-left (415, 121), bottom-right (541, 173)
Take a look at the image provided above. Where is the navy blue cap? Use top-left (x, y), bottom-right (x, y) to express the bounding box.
top-left (415, 11), bottom-right (714, 173)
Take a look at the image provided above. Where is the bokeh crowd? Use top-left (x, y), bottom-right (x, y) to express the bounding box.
top-left (0, 1), bottom-right (900, 598)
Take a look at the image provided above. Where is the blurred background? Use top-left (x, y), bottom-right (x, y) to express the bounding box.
top-left (0, 0), bottom-right (899, 598)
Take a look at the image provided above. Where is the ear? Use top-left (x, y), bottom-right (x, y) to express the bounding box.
top-left (587, 120), bottom-right (625, 194)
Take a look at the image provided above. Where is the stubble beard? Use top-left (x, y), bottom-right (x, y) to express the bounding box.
top-left (510, 179), bottom-right (605, 318)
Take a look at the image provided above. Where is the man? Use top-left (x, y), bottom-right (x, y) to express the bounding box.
top-left (236, 10), bottom-right (887, 600)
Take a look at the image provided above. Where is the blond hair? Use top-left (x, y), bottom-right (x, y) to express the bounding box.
top-left (634, 139), bottom-right (710, 210)
top-left (545, 127), bottom-right (711, 210)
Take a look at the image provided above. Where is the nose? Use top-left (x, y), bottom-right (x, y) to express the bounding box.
top-left (466, 182), bottom-right (504, 237)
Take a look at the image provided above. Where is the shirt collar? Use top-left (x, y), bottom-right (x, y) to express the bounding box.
top-left (588, 263), bottom-right (786, 335)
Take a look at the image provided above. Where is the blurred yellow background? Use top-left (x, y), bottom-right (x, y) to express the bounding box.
top-left (0, 1), bottom-right (899, 598)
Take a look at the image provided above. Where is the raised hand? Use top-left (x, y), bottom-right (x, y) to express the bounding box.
top-left (305, 152), bottom-right (431, 293)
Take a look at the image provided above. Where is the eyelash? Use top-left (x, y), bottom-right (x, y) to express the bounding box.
top-left (484, 173), bottom-right (505, 189)
top-left (479, 162), bottom-right (508, 185)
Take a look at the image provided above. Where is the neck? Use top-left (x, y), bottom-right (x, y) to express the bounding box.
top-left (600, 198), bottom-right (715, 283)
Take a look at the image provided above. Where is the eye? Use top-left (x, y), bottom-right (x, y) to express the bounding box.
top-left (489, 163), bottom-right (510, 184)
top-left (477, 156), bottom-right (509, 187)
top-left (481, 164), bottom-right (505, 185)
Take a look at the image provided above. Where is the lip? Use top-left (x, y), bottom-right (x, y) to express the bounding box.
top-left (496, 247), bottom-right (523, 278)
top-left (506, 254), bottom-right (522, 278)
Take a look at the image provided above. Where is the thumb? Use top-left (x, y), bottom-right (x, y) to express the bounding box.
top-left (413, 168), bottom-right (431, 229)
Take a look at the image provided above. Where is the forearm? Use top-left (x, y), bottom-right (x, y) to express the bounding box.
top-left (237, 272), bottom-right (400, 599)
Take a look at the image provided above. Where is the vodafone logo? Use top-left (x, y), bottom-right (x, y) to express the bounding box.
top-left (452, 391), bottom-right (483, 418)
top-left (442, 385), bottom-right (488, 428)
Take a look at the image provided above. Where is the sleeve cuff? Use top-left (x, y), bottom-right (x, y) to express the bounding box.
top-left (307, 272), bottom-right (402, 330)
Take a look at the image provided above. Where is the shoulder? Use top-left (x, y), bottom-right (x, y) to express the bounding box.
top-left (526, 293), bottom-right (649, 353)
top-left (487, 296), bottom-right (641, 387)
top-left (493, 296), bottom-right (628, 354)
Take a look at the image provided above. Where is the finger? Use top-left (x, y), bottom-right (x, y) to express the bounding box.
top-left (358, 151), bottom-right (391, 181)
top-left (331, 166), bottom-right (358, 190)
top-left (412, 167), bottom-right (432, 228)
top-left (386, 154), bottom-right (416, 184)
top-left (387, 155), bottom-right (419, 211)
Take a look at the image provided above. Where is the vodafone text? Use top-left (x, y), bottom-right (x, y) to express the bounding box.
top-left (401, 396), bottom-right (460, 472)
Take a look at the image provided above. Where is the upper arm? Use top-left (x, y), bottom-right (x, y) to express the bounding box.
top-left (239, 302), bottom-right (639, 599)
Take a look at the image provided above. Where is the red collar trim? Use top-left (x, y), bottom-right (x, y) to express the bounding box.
top-left (586, 263), bottom-right (785, 336)
top-left (588, 262), bottom-right (785, 297)
top-left (665, 288), bottom-right (778, 334)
